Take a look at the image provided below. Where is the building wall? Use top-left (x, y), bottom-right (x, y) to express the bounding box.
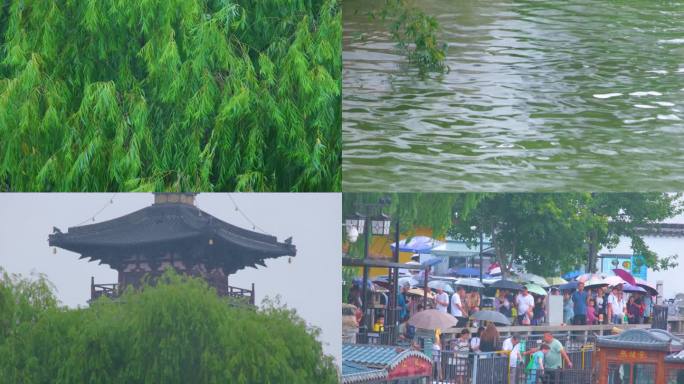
top-left (600, 235), bottom-right (684, 299)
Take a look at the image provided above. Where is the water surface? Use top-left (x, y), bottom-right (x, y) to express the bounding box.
top-left (343, 0), bottom-right (684, 191)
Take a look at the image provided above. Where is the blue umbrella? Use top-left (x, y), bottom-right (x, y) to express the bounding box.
top-left (448, 267), bottom-right (481, 277)
top-left (622, 283), bottom-right (646, 293)
top-left (352, 278), bottom-right (374, 289)
top-left (562, 270), bottom-right (583, 280)
top-left (391, 236), bottom-right (443, 253)
top-left (558, 281), bottom-right (578, 291)
top-left (421, 257), bottom-right (443, 267)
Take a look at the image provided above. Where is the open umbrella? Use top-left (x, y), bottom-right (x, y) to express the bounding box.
top-left (612, 269), bottom-right (637, 286)
top-left (603, 275), bottom-right (625, 287)
top-left (352, 277), bottom-right (375, 290)
top-left (408, 309), bottom-right (458, 330)
top-left (489, 279), bottom-right (524, 291)
top-left (546, 277), bottom-right (567, 286)
top-left (449, 267), bottom-right (481, 277)
top-left (562, 270), bottom-right (583, 280)
top-left (525, 283), bottom-right (548, 296)
top-left (584, 277), bottom-right (608, 288)
top-left (558, 281), bottom-right (578, 291)
top-left (391, 236), bottom-right (443, 253)
top-left (406, 288), bottom-right (435, 299)
top-left (635, 278), bottom-right (658, 296)
top-left (622, 283), bottom-right (646, 293)
top-left (421, 257), bottom-right (443, 267)
top-left (518, 273), bottom-right (549, 288)
top-left (576, 273), bottom-right (605, 283)
top-left (428, 280), bottom-right (454, 294)
top-left (455, 278), bottom-right (485, 289)
top-left (471, 310), bottom-right (511, 325)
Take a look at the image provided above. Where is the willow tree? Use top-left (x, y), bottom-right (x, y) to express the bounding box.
top-left (0, 0), bottom-right (341, 192)
top-left (0, 270), bottom-right (337, 383)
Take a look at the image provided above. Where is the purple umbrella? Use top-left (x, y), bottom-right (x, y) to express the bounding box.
top-left (634, 278), bottom-right (658, 296)
top-left (612, 269), bottom-right (637, 286)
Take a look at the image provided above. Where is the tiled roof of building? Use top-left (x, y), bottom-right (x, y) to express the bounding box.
top-left (341, 362), bottom-right (387, 384)
top-left (666, 350), bottom-right (684, 363)
top-left (342, 343), bottom-right (431, 369)
top-left (596, 329), bottom-right (683, 352)
top-left (49, 202), bottom-right (295, 274)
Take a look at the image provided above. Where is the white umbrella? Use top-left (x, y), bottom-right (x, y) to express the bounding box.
top-left (603, 275), bottom-right (625, 287)
top-left (409, 309), bottom-right (458, 330)
top-left (585, 277), bottom-right (608, 288)
top-left (428, 280), bottom-right (454, 294)
top-left (517, 273), bottom-right (550, 288)
top-left (455, 278), bottom-right (485, 289)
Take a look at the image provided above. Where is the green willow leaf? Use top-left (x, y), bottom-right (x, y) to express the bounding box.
top-left (0, 0), bottom-right (341, 192)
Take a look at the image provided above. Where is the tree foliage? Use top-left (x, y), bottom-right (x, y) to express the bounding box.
top-left (343, 193), bottom-right (681, 278)
top-left (0, 269), bottom-right (337, 384)
top-left (452, 193), bottom-right (681, 277)
top-left (370, 0), bottom-right (447, 71)
top-left (0, 0), bottom-right (341, 192)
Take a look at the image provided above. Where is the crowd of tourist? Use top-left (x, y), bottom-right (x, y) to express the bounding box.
top-left (347, 277), bottom-right (655, 336)
top-left (429, 326), bottom-right (575, 384)
top-left (562, 282), bottom-right (653, 325)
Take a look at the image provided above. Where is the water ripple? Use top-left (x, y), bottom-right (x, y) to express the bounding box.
top-left (343, 0), bottom-right (684, 191)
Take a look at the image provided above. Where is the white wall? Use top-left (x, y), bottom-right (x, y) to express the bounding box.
top-left (600, 235), bottom-right (684, 299)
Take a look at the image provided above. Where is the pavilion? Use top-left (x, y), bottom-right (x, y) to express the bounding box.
top-left (48, 193), bottom-right (296, 303)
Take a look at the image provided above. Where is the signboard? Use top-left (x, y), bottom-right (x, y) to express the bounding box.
top-left (600, 254), bottom-right (647, 280)
top-left (388, 356), bottom-right (432, 380)
top-left (617, 349), bottom-right (649, 360)
top-left (547, 295), bottom-right (564, 326)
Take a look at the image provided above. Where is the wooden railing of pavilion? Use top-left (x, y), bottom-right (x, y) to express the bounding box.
top-left (226, 283), bottom-right (256, 306)
top-left (89, 277), bottom-right (255, 305)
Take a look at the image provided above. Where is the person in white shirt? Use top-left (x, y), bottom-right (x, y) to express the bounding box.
top-left (502, 335), bottom-right (513, 351)
top-left (516, 287), bottom-right (535, 325)
top-left (503, 335), bottom-right (522, 384)
top-left (470, 326), bottom-right (484, 352)
top-left (608, 286), bottom-right (624, 324)
top-left (451, 286), bottom-right (467, 326)
top-left (435, 287), bottom-right (449, 313)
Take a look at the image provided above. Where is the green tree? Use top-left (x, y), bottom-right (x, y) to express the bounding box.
top-left (343, 193), bottom-right (681, 278)
top-left (451, 193), bottom-right (593, 277)
top-left (452, 193), bottom-right (681, 277)
top-left (0, 0), bottom-right (341, 192)
top-left (0, 270), bottom-right (337, 384)
top-left (370, 0), bottom-right (447, 71)
top-left (584, 193), bottom-right (681, 272)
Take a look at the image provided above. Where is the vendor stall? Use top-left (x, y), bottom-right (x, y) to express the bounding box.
top-left (342, 344), bottom-right (432, 384)
top-left (595, 328), bottom-right (683, 384)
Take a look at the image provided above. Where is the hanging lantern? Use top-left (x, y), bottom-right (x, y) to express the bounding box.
top-left (345, 212), bottom-right (365, 234)
top-left (371, 213), bottom-right (391, 236)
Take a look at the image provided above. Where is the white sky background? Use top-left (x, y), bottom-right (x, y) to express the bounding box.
top-left (0, 193), bottom-right (341, 363)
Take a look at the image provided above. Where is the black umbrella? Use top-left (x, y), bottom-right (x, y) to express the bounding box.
top-left (558, 281), bottom-right (578, 291)
top-left (488, 279), bottom-right (524, 291)
top-left (471, 310), bottom-right (511, 325)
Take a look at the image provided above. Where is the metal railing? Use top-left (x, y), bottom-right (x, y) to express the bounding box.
top-left (432, 346), bottom-right (594, 383)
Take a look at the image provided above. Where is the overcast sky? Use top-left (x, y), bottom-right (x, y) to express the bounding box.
top-left (0, 193), bottom-right (341, 363)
